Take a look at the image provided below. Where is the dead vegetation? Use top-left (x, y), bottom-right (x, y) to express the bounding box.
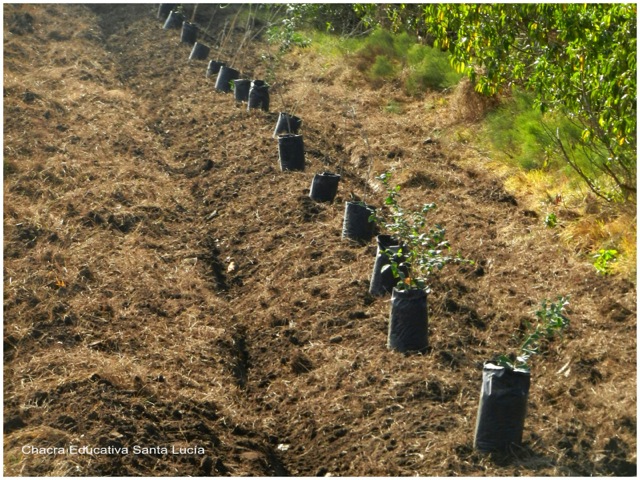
top-left (3, 4), bottom-right (636, 477)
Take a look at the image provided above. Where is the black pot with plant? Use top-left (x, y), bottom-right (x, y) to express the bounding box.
top-left (248, 80), bottom-right (270, 111)
top-left (342, 201), bottom-right (376, 243)
top-left (206, 60), bottom-right (226, 78)
top-left (388, 287), bottom-right (429, 353)
top-left (181, 21), bottom-right (198, 45)
top-left (233, 79), bottom-right (251, 102)
top-left (158, 4), bottom-right (177, 20)
top-left (163, 10), bottom-right (184, 30)
top-left (278, 134), bottom-right (305, 171)
top-left (309, 172), bottom-right (340, 203)
top-left (369, 234), bottom-right (407, 296)
top-left (273, 112), bottom-right (302, 137)
top-left (371, 171), bottom-right (469, 353)
top-left (189, 42), bottom-right (210, 61)
top-left (474, 297), bottom-right (570, 453)
top-left (215, 66), bottom-right (240, 93)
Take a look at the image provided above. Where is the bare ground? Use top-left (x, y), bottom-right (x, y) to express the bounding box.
top-left (3, 4), bottom-right (637, 476)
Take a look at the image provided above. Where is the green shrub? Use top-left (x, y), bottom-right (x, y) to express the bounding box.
top-left (350, 29), bottom-right (462, 93)
top-left (369, 55), bottom-right (396, 83)
top-left (593, 249), bottom-right (618, 275)
top-left (267, 19), bottom-right (311, 52)
top-left (359, 28), bottom-right (397, 60)
top-left (405, 44), bottom-right (462, 94)
top-left (308, 27), bottom-right (463, 93)
top-left (393, 31), bottom-right (414, 59)
top-left (484, 89), bottom-right (611, 188)
top-left (370, 172), bottom-right (470, 291)
top-left (496, 297), bottom-right (570, 371)
top-left (484, 91), bottom-right (552, 170)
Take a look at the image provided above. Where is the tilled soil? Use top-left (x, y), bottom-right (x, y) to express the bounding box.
top-left (3, 4), bottom-right (637, 477)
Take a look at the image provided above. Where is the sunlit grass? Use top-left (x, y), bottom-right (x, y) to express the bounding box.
top-left (307, 29), bottom-right (461, 94)
top-left (471, 88), bottom-right (637, 282)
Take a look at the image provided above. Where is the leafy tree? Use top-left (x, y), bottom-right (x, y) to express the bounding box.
top-left (286, 4), bottom-right (365, 36)
top-left (367, 4), bottom-right (636, 202)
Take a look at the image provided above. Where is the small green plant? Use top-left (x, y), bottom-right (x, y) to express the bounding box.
top-left (384, 100), bottom-right (403, 115)
top-left (404, 43), bottom-right (463, 94)
top-left (593, 248), bottom-right (618, 275)
top-left (369, 55), bottom-right (396, 83)
top-left (350, 28), bottom-right (462, 94)
top-left (544, 212), bottom-right (558, 228)
top-left (496, 296), bottom-right (570, 371)
top-left (357, 28), bottom-right (396, 60)
top-left (267, 17), bottom-right (310, 52)
top-left (370, 172), bottom-right (469, 290)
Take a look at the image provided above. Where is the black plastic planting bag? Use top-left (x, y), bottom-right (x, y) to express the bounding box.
top-left (215, 66), bottom-right (240, 93)
top-left (342, 202), bottom-right (375, 243)
top-left (474, 363), bottom-right (531, 452)
top-left (369, 235), bottom-right (407, 296)
top-left (278, 134), bottom-right (305, 171)
top-left (158, 4), bottom-right (176, 20)
top-left (233, 79), bottom-right (251, 102)
top-left (309, 172), bottom-right (340, 202)
top-left (387, 288), bottom-right (428, 353)
top-left (189, 42), bottom-right (210, 61)
top-left (181, 21), bottom-right (198, 45)
top-left (163, 10), bottom-right (184, 29)
top-left (206, 60), bottom-right (225, 78)
top-left (248, 80), bottom-right (270, 111)
top-left (273, 112), bottom-right (302, 137)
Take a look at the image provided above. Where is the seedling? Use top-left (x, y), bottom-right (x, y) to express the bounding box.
top-left (495, 296), bottom-right (570, 371)
top-left (544, 212), bottom-right (557, 228)
top-left (370, 171), bottom-right (469, 290)
top-left (593, 248), bottom-right (618, 275)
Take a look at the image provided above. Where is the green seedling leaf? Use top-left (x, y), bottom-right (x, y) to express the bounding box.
top-left (497, 296), bottom-right (570, 371)
top-left (371, 171), bottom-right (469, 290)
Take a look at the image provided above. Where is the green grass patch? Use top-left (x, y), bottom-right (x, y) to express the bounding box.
top-left (369, 55), bottom-right (396, 83)
top-left (306, 31), bottom-right (361, 57)
top-left (306, 28), bottom-right (461, 94)
top-left (354, 28), bottom-right (462, 93)
top-left (384, 99), bottom-right (403, 114)
top-left (483, 89), bottom-right (608, 182)
top-left (404, 43), bottom-right (463, 94)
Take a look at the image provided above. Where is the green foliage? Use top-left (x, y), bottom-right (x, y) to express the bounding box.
top-left (355, 28), bottom-right (461, 93)
top-left (369, 55), bottom-right (396, 82)
top-left (484, 90), bottom-right (553, 170)
top-left (355, 4), bottom-right (636, 201)
top-left (267, 17), bottom-right (310, 53)
top-left (415, 4), bottom-right (637, 202)
top-left (285, 4), bottom-right (365, 36)
top-left (393, 31), bottom-right (414, 59)
top-left (483, 88), bottom-right (613, 195)
top-left (496, 296), bottom-right (570, 371)
top-left (357, 28), bottom-right (396, 61)
top-left (370, 172), bottom-right (469, 290)
top-left (544, 213), bottom-right (558, 228)
top-left (593, 248), bottom-right (618, 275)
top-left (404, 43), bottom-right (463, 94)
